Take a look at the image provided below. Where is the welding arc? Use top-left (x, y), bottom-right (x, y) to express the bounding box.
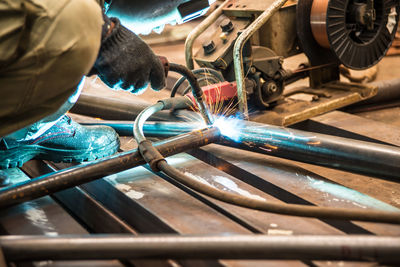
top-left (133, 102), bottom-right (400, 224)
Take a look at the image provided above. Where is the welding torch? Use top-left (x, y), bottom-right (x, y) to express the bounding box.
top-left (158, 56), bottom-right (214, 126)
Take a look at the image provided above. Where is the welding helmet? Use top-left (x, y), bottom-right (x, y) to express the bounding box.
top-left (105, 0), bottom-right (216, 34)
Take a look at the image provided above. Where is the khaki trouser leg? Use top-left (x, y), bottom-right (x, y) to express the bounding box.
top-left (0, 0), bottom-right (103, 138)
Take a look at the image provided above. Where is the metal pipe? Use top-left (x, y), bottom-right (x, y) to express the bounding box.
top-left (82, 121), bottom-right (201, 137)
top-left (1, 235), bottom-right (399, 262)
top-left (346, 78), bottom-right (400, 107)
top-left (72, 93), bottom-right (195, 122)
top-left (185, 0), bottom-right (232, 70)
top-left (233, 0), bottom-right (288, 118)
top-left (134, 102), bottom-right (165, 143)
top-left (88, 120), bottom-right (400, 180)
top-left (223, 120), bottom-right (400, 180)
top-left (71, 93), bottom-right (150, 121)
top-left (0, 128), bottom-right (220, 209)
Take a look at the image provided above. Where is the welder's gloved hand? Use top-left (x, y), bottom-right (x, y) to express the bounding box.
top-left (91, 16), bottom-right (166, 94)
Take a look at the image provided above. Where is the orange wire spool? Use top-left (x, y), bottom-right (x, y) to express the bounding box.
top-left (304, 0), bottom-right (400, 69)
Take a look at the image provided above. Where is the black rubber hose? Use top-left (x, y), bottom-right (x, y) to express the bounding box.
top-left (168, 63), bottom-right (213, 125)
top-left (170, 68), bottom-right (224, 97)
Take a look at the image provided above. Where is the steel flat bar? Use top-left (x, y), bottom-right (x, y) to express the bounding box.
top-left (23, 160), bottom-right (211, 267)
top-left (293, 110), bottom-right (400, 147)
top-left (193, 146), bottom-right (400, 236)
top-left (21, 161), bottom-right (141, 235)
top-left (0, 168), bottom-right (124, 267)
top-left (1, 235), bottom-right (399, 262)
top-left (81, 140), bottom-right (363, 266)
top-left (0, 128), bottom-right (220, 209)
top-left (158, 153), bottom-right (346, 235)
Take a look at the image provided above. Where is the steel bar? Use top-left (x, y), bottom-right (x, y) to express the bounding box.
top-left (71, 93), bottom-right (196, 122)
top-left (87, 120), bottom-right (400, 180)
top-left (185, 0), bottom-right (232, 70)
top-left (0, 128), bottom-right (220, 209)
top-left (233, 0), bottom-right (288, 118)
top-left (223, 120), bottom-right (400, 180)
top-left (344, 78), bottom-right (400, 112)
top-left (71, 93), bottom-right (150, 121)
top-left (1, 235), bottom-right (400, 262)
top-left (82, 121), bottom-right (202, 137)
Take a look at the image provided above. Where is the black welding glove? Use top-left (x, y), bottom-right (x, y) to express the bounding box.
top-left (90, 16), bottom-right (166, 93)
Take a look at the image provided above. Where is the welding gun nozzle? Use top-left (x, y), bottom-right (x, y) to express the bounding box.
top-left (197, 100), bottom-right (214, 126)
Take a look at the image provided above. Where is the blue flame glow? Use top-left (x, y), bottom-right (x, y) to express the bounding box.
top-left (213, 115), bottom-right (244, 142)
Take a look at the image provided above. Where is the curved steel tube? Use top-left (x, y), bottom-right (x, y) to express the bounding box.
top-left (133, 102), bottom-right (165, 143)
top-left (233, 0), bottom-right (288, 118)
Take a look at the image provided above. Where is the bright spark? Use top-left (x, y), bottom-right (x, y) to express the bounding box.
top-left (213, 115), bottom-right (244, 142)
